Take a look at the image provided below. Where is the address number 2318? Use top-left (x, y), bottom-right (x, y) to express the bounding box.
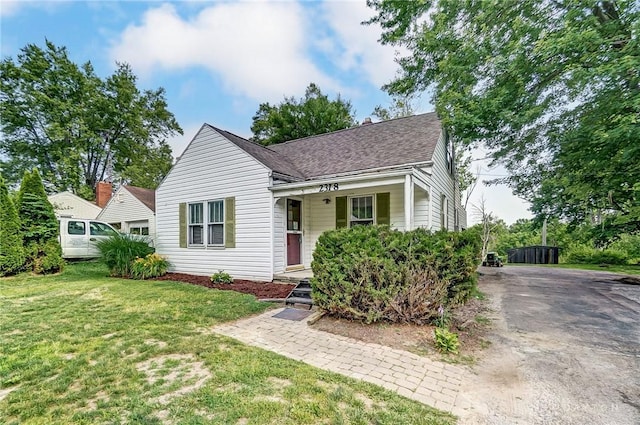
top-left (319, 183), bottom-right (339, 192)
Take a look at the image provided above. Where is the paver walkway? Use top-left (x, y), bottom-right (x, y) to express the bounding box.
top-left (213, 308), bottom-right (472, 415)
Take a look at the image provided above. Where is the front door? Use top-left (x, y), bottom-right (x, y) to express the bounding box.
top-left (286, 199), bottom-right (302, 266)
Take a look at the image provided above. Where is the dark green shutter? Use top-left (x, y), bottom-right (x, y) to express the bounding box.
top-left (335, 196), bottom-right (347, 228)
top-left (225, 197), bottom-right (235, 248)
top-left (376, 192), bottom-right (390, 225)
top-left (179, 203), bottom-right (187, 248)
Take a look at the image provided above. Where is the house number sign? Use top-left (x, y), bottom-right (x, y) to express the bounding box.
top-left (319, 183), bottom-right (339, 192)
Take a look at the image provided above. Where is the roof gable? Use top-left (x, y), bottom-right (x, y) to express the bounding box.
top-left (124, 186), bottom-right (155, 212)
top-left (207, 125), bottom-right (305, 180)
top-left (202, 112), bottom-right (442, 181)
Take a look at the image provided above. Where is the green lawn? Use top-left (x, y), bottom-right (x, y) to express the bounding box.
top-left (0, 262), bottom-right (453, 425)
top-left (508, 263), bottom-right (640, 276)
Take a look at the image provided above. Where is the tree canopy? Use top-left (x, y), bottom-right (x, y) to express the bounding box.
top-left (250, 83), bottom-right (357, 145)
top-left (0, 41), bottom-right (182, 195)
top-left (367, 0), bottom-right (640, 237)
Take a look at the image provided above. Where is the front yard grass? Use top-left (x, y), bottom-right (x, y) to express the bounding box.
top-left (0, 262), bottom-right (454, 425)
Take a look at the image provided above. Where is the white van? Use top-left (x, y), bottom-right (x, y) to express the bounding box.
top-left (58, 217), bottom-right (118, 259)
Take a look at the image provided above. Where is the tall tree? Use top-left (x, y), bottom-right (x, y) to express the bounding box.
top-left (371, 93), bottom-right (416, 121)
top-left (0, 41), bottom-right (182, 195)
top-left (0, 174), bottom-right (25, 276)
top-left (251, 83), bottom-right (357, 145)
top-left (15, 169), bottom-right (64, 274)
top-left (367, 0), bottom-right (640, 233)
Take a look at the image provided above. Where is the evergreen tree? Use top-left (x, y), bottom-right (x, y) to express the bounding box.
top-left (16, 169), bottom-right (64, 274)
top-left (0, 174), bottom-right (25, 275)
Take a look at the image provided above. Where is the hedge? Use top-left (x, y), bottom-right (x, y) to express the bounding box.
top-left (311, 226), bottom-right (481, 324)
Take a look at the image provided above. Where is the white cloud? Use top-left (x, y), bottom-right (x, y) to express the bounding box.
top-left (319, 1), bottom-right (406, 89)
top-left (109, 2), bottom-right (340, 102)
top-left (0, 1), bottom-right (21, 16)
top-left (0, 0), bottom-right (69, 17)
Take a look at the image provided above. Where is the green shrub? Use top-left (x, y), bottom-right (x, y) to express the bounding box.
top-left (130, 253), bottom-right (170, 279)
top-left (31, 239), bottom-right (65, 275)
top-left (15, 169), bottom-right (63, 274)
top-left (564, 246), bottom-right (628, 265)
top-left (434, 327), bottom-right (459, 354)
top-left (97, 233), bottom-right (154, 277)
top-left (210, 270), bottom-right (233, 284)
top-left (0, 174), bottom-right (25, 276)
top-left (311, 226), bottom-right (481, 324)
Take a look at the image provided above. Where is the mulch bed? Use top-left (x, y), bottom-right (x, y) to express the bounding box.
top-left (154, 272), bottom-right (295, 299)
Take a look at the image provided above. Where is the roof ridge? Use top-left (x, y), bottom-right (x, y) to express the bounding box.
top-left (267, 111), bottom-right (438, 148)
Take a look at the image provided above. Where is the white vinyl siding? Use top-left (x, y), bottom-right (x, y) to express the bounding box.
top-left (156, 125), bottom-right (274, 281)
top-left (49, 191), bottom-right (102, 219)
top-left (97, 187), bottom-right (156, 243)
top-left (424, 132), bottom-right (458, 231)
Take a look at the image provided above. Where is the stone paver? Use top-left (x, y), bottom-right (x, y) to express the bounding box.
top-left (213, 308), bottom-right (470, 416)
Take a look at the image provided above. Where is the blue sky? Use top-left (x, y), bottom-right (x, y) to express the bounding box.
top-left (0, 0), bottom-right (532, 224)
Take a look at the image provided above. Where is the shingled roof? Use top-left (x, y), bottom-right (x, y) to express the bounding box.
top-left (125, 185), bottom-right (155, 212)
top-left (208, 112), bottom-right (442, 181)
top-left (208, 125), bottom-right (305, 180)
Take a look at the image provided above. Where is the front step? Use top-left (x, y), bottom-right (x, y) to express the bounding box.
top-left (285, 278), bottom-right (313, 309)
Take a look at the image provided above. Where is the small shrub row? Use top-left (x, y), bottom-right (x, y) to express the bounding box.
top-left (563, 246), bottom-right (629, 265)
top-left (311, 226), bottom-right (481, 324)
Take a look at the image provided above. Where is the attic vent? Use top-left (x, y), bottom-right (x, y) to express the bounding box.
top-left (362, 117), bottom-right (372, 125)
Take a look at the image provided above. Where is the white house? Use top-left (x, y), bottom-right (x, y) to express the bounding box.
top-left (97, 185), bottom-right (156, 243)
top-left (156, 113), bottom-right (466, 281)
top-left (48, 191), bottom-right (102, 219)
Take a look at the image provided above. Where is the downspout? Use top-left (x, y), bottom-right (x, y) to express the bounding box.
top-left (428, 185), bottom-right (433, 230)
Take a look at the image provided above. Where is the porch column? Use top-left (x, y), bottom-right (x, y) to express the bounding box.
top-left (404, 174), bottom-right (413, 231)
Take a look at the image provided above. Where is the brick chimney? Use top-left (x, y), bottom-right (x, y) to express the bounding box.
top-left (96, 182), bottom-right (112, 208)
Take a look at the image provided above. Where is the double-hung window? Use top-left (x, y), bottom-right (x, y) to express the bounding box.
top-left (188, 203), bottom-right (204, 245)
top-left (188, 200), bottom-right (225, 246)
top-left (207, 200), bottom-right (224, 246)
top-left (350, 196), bottom-right (374, 227)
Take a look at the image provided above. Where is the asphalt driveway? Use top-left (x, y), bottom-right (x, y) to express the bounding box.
top-left (459, 266), bottom-right (640, 425)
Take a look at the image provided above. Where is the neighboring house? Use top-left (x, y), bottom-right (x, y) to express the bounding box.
top-left (48, 191), bottom-right (102, 219)
top-left (97, 185), bottom-right (156, 243)
top-left (156, 112), bottom-right (466, 281)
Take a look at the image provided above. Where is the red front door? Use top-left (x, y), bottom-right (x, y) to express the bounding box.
top-left (286, 199), bottom-right (302, 266)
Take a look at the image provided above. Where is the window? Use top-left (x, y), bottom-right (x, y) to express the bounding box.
top-left (68, 221), bottom-right (86, 235)
top-left (188, 200), bottom-right (225, 246)
top-left (208, 200), bottom-right (224, 245)
top-left (129, 226), bottom-right (149, 235)
top-left (445, 132), bottom-right (454, 175)
top-left (90, 221), bottom-right (117, 236)
top-left (440, 195), bottom-right (449, 230)
top-left (350, 196), bottom-right (374, 227)
top-left (188, 203), bottom-right (204, 245)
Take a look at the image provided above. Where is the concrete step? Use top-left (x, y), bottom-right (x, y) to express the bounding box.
top-left (285, 296), bottom-right (313, 306)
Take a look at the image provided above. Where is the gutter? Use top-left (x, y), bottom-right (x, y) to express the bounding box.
top-left (269, 162), bottom-right (433, 192)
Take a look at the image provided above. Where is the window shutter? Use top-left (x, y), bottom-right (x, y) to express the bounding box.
top-left (179, 203), bottom-right (187, 248)
top-left (335, 196), bottom-right (347, 228)
top-left (225, 197), bottom-right (236, 248)
top-left (376, 192), bottom-right (390, 225)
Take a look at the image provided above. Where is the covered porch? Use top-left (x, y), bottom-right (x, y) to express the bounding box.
top-left (270, 167), bottom-right (433, 276)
